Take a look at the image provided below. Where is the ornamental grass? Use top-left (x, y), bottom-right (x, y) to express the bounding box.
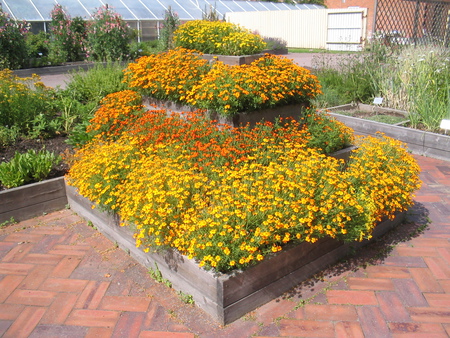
top-left (124, 48), bottom-right (322, 116)
top-left (67, 90), bottom-right (421, 273)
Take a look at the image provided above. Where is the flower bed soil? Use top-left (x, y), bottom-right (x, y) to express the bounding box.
top-left (0, 136), bottom-right (71, 192)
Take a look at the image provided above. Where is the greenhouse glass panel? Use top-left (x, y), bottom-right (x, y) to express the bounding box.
top-left (216, 1), bottom-right (248, 12)
top-left (99, 0), bottom-right (136, 20)
top-left (1, 0), bottom-right (43, 21)
top-left (157, 0), bottom-right (195, 20)
top-left (125, 0), bottom-right (158, 19)
top-left (77, 0), bottom-right (106, 17)
top-left (29, 0), bottom-right (58, 20)
top-left (57, 0), bottom-right (91, 18)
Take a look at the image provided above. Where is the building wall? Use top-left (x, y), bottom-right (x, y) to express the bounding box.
top-left (325, 0), bottom-right (374, 38)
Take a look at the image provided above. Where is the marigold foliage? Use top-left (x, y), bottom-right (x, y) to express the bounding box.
top-left (124, 50), bottom-right (322, 115)
top-left (124, 48), bottom-right (210, 103)
top-left (173, 20), bottom-right (266, 56)
top-left (67, 91), bottom-right (421, 273)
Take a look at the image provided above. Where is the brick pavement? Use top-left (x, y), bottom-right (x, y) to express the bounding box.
top-left (0, 154), bottom-right (449, 337)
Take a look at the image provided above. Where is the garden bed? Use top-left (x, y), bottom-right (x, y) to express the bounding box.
top-left (65, 180), bottom-right (404, 325)
top-left (144, 97), bottom-right (307, 127)
top-left (0, 177), bottom-right (67, 223)
top-left (326, 103), bottom-right (450, 162)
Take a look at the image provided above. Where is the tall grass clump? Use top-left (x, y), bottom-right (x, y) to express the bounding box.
top-left (378, 46), bottom-right (450, 131)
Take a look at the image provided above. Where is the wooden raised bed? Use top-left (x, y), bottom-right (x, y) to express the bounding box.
top-left (144, 98), bottom-right (307, 128)
top-left (326, 103), bottom-right (450, 162)
top-left (65, 180), bottom-right (404, 325)
top-left (0, 177), bottom-right (67, 223)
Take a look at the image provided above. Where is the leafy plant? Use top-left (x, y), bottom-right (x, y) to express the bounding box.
top-left (0, 70), bottom-right (57, 135)
top-left (48, 5), bottom-right (86, 63)
top-left (0, 217), bottom-right (16, 228)
top-left (177, 291), bottom-right (195, 304)
top-left (85, 5), bottom-right (131, 61)
top-left (0, 7), bottom-right (29, 70)
top-left (159, 6), bottom-right (180, 51)
top-left (0, 125), bottom-right (21, 148)
top-left (0, 149), bottom-right (61, 188)
top-left (148, 263), bottom-right (172, 288)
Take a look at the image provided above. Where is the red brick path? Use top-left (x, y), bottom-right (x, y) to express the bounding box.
top-left (1, 154), bottom-right (449, 337)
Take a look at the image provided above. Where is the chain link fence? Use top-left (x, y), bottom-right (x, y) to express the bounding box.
top-left (374, 0), bottom-right (450, 46)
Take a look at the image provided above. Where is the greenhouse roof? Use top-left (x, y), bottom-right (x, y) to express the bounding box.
top-left (0, 0), bottom-right (322, 22)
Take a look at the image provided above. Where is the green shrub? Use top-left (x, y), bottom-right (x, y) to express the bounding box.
top-left (86, 5), bottom-right (131, 61)
top-left (0, 70), bottom-right (57, 135)
top-left (0, 149), bottom-right (61, 188)
top-left (0, 8), bottom-right (29, 69)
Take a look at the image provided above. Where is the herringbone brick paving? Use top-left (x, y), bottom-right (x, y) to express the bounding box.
top-left (0, 154), bottom-right (449, 337)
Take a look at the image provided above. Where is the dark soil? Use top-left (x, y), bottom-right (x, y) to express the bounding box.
top-left (0, 136), bottom-right (72, 191)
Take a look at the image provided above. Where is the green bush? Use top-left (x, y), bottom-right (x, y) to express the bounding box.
top-left (0, 149), bottom-right (61, 188)
top-left (0, 8), bottom-right (29, 69)
top-left (86, 5), bottom-right (131, 61)
top-left (0, 70), bottom-right (57, 135)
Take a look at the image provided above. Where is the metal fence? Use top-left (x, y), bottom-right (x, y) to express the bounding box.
top-left (374, 0), bottom-right (450, 46)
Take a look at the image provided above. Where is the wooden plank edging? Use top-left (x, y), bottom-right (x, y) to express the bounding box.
top-left (0, 177), bottom-right (67, 223)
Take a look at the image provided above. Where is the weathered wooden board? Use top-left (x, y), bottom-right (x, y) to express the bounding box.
top-left (0, 177), bottom-right (67, 223)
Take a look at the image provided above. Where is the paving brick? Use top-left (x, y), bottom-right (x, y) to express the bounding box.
top-left (327, 290), bottom-right (378, 306)
top-left (347, 277), bottom-right (395, 291)
top-left (377, 291), bottom-right (410, 322)
top-left (335, 321), bottom-right (364, 338)
top-left (396, 246), bottom-right (439, 257)
top-left (40, 293), bottom-right (78, 324)
top-left (409, 307), bottom-right (450, 323)
top-left (412, 238), bottom-right (450, 248)
top-left (100, 295), bottom-right (151, 312)
top-left (85, 327), bottom-right (114, 338)
top-left (393, 279), bottom-right (428, 307)
top-left (389, 322), bottom-right (446, 335)
top-left (383, 255), bottom-right (427, 268)
top-left (364, 266), bottom-right (411, 279)
top-left (0, 321), bottom-right (12, 337)
top-left (424, 293), bottom-right (450, 307)
top-left (39, 277), bottom-right (89, 293)
top-left (254, 297), bottom-right (295, 325)
top-left (19, 265), bottom-right (54, 290)
top-left (0, 262), bottom-right (34, 275)
top-left (139, 332), bottom-right (195, 338)
top-left (409, 268), bottom-right (444, 293)
top-left (278, 319), bottom-right (335, 337)
top-left (65, 309), bottom-right (120, 327)
top-left (3, 233), bottom-right (44, 243)
top-left (2, 306), bottom-right (46, 338)
top-left (0, 303), bottom-right (24, 320)
top-left (28, 324), bottom-right (88, 337)
top-left (5, 289), bottom-right (57, 306)
top-left (20, 253), bottom-right (63, 265)
top-left (32, 226), bottom-right (67, 235)
top-left (50, 256), bottom-right (82, 278)
top-left (0, 275), bottom-right (25, 303)
top-left (48, 245), bottom-right (88, 256)
top-left (1, 243), bottom-right (34, 262)
top-left (357, 306), bottom-right (390, 337)
top-left (111, 311), bottom-right (145, 338)
top-left (303, 304), bottom-right (357, 321)
top-left (75, 280), bottom-right (110, 309)
top-left (439, 280), bottom-right (450, 293)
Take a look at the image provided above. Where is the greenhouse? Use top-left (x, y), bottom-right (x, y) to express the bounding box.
top-left (0, 0), bottom-right (322, 40)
